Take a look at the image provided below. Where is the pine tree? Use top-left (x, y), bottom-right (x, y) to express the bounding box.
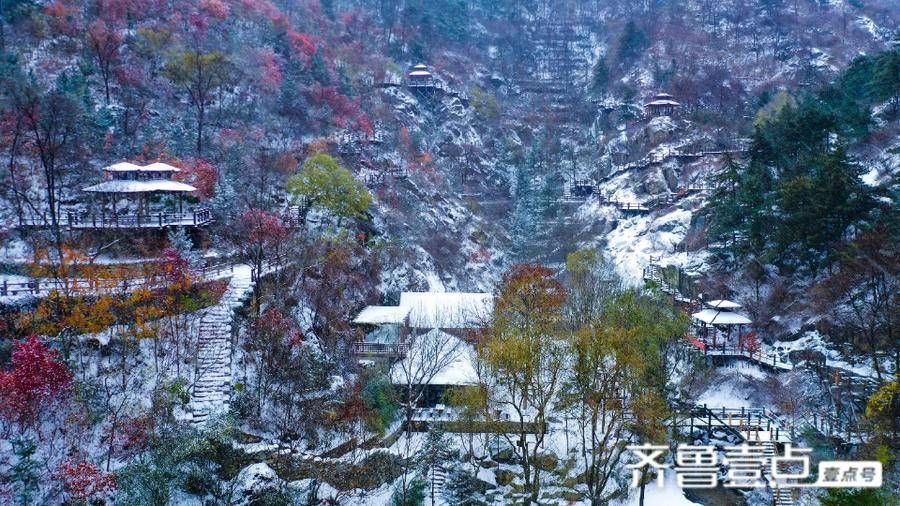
top-left (590, 58), bottom-right (609, 93)
top-left (10, 438), bottom-right (39, 505)
top-left (166, 227), bottom-right (199, 267)
top-left (508, 143), bottom-right (541, 260)
top-left (617, 20), bottom-right (647, 66)
top-left (420, 426), bottom-right (452, 505)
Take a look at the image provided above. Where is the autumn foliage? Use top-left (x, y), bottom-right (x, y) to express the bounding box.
top-left (54, 459), bottom-right (118, 503)
top-left (172, 157), bottom-right (219, 199)
top-left (0, 336), bottom-right (73, 429)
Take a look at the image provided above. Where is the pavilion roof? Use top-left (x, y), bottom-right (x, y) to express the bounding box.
top-left (706, 299), bottom-right (742, 309)
top-left (645, 99), bottom-right (680, 106)
top-left (353, 305), bottom-right (411, 325)
top-left (692, 308), bottom-right (752, 325)
top-left (103, 161), bottom-right (181, 172)
top-left (83, 180), bottom-right (197, 193)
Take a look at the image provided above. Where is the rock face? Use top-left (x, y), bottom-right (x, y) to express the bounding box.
top-left (645, 115), bottom-right (676, 145)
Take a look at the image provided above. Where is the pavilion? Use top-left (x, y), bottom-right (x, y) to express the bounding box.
top-left (67, 161), bottom-right (212, 229)
top-left (644, 92), bottom-right (680, 116)
top-left (691, 299), bottom-right (752, 348)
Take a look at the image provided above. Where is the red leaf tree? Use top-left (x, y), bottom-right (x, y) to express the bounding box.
top-left (86, 20), bottom-right (124, 103)
top-left (172, 157), bottom-right (219, 199)
top-left (237, 208), bottom-right (290, 280)
top-left (0, 335), bottom-right (73, 430)
top-left (55, 459), bottom-right (117, 503)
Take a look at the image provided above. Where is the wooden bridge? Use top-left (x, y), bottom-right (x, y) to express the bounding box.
top-left (16, 208), bottom-right (213, 230)
top-left (0, 262), bottom-right (235, 300)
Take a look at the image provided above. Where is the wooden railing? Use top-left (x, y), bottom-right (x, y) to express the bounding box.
top-left (353, 342), bottom-right (407, 357)
top-left (1, 262), bottom-right (234, 298)
top-left (699, 342), bottom-right (793, 371)
top-left (17, 208), bottom-right (213, 229)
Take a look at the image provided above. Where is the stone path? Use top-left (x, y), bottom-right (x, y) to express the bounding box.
top-left (185, 264), bottom-right (255, 425)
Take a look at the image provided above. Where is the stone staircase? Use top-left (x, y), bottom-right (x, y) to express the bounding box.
top-left (185, 265), bottom-right (255, 425)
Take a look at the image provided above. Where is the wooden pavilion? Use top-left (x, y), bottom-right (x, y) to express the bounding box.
top-left (18, 161), bottom-right (213, 229)
top-left (644, 92), bottom-right (680, 116)
top-left (691, 299), bottom-right (752, 348)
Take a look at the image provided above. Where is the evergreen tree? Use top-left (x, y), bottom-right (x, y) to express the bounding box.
top-left (10, 438), bottom-right (39, 505)
top-left (420, 426), bottom-right (452, 505)
top-left (310, 49), bottom-right (331, 85)
top-left (442, 463), bottom-right (489, 505)
top-left (508, 144), bottom-right (540, 260)
top-left (590, 58), bottom-right (609, 93)
top-left (390, 477), bottom-right (426, 506)
top-left (870, 49), bottom-right (900, 114)
top-left (617, 20), bottom-right (647, 66)
top-left (166, 227), bottom-right (199, 267)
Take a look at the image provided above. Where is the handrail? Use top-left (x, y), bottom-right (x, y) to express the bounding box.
top-left (17, 207), bottom-right (213, 229)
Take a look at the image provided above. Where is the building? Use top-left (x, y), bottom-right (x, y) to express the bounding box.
top-left (18, 161), bottom-right (213, 229)
top-left (390, 328), bottom-right (479, 405)
top-left (644, 92), bottom-right (680, 116)
top-left (691, 299), bottom-right (752, 348)
top-left (353, 291), bottom-right (494, 358)
top-left (406, 63), bottom-right (436, 89)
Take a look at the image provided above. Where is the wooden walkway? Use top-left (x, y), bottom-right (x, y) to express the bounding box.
top-left (16, 208), bottom-right (213, 229)
top-left (0, 263), bottom-right (235, 301)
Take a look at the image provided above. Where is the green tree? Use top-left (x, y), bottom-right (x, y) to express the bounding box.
top-left (590, 58), bottom-right (609, 93)
top-left (870, 49), bottom-right (900, 114)
top-left (286, 153), bottom-right (373, 226)
top-left (164, 51), bottom-right (231, 154)
top-left (508, 143), bottom-right (540, 260)
top-left (821, 488), bottom-right (896, 506)
top-left (617, 20), bottom-right (647, 66)
top-left (9, 438), bottom-right (39, 505)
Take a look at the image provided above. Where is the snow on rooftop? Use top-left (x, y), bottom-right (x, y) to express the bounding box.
top-left (645, 99), bottom-right (681, 106)
top-left (83, 180), bottom-right (197, 193)
top-left (353, 305), bottom-right (411, 325)
top-left (408, 70), bottom-right (432, 77)
top-left (399, 291), bottom-right (494, 329)
top-left (692, 308), bottom-right (752, 325)
top-left (706, 299), bottom-right (742, 309)
top-left (104, 162), bottom-right (145, 172)
top-left (104, 161), bottom-right (181, 172)
top-left (141, 162), bottom-right (182, 172)
top-left (391, 329), bottom-right (479, 386)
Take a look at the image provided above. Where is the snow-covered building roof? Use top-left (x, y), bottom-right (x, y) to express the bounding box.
top-left (353, 305), bottom-right (411, 325)
top-left (706, 299), bottom-right (742, 309)
top-left (645, 92), bottom-right (680, 107)
top-left (408, 64), bottom-right (432, 78)
top-left (692, 309), bottom-right (752, 326)
top-left (645, 99), bottom-right (681, 106)
top-left (83, 180), bottom-right (198, 193)
top-left (399, 291), bottom-right (494, 329)
top-left (391, 329), bottom-right (479, 386)
top-left (104, 161), bottom-right (181, 172)
top-left (104, 162), bottom-right (145, 172)
top-left (140, 162), bottom-right (182, 172)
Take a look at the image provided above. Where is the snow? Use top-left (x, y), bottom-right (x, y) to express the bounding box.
top-left (103, 161), bottom-right (145, 172)
top-left (399, 291), bottom-right (494, 329)
top-left (83, 179), bottom-right (197, 193)
top-left (390, 329), bottom-right (479, 386)
top-left (354, 305), bottom-right (411, 325)
top-left (614, 480), bottom-right (701, 506)
top-left (696, 379), bottom-right (753, 410)
top-left (691, 309), bottom-right (752, 325)
top-left (706, 299), bottom-right (742, 309)
top-left (104, 161), bottom-right (180, 172)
